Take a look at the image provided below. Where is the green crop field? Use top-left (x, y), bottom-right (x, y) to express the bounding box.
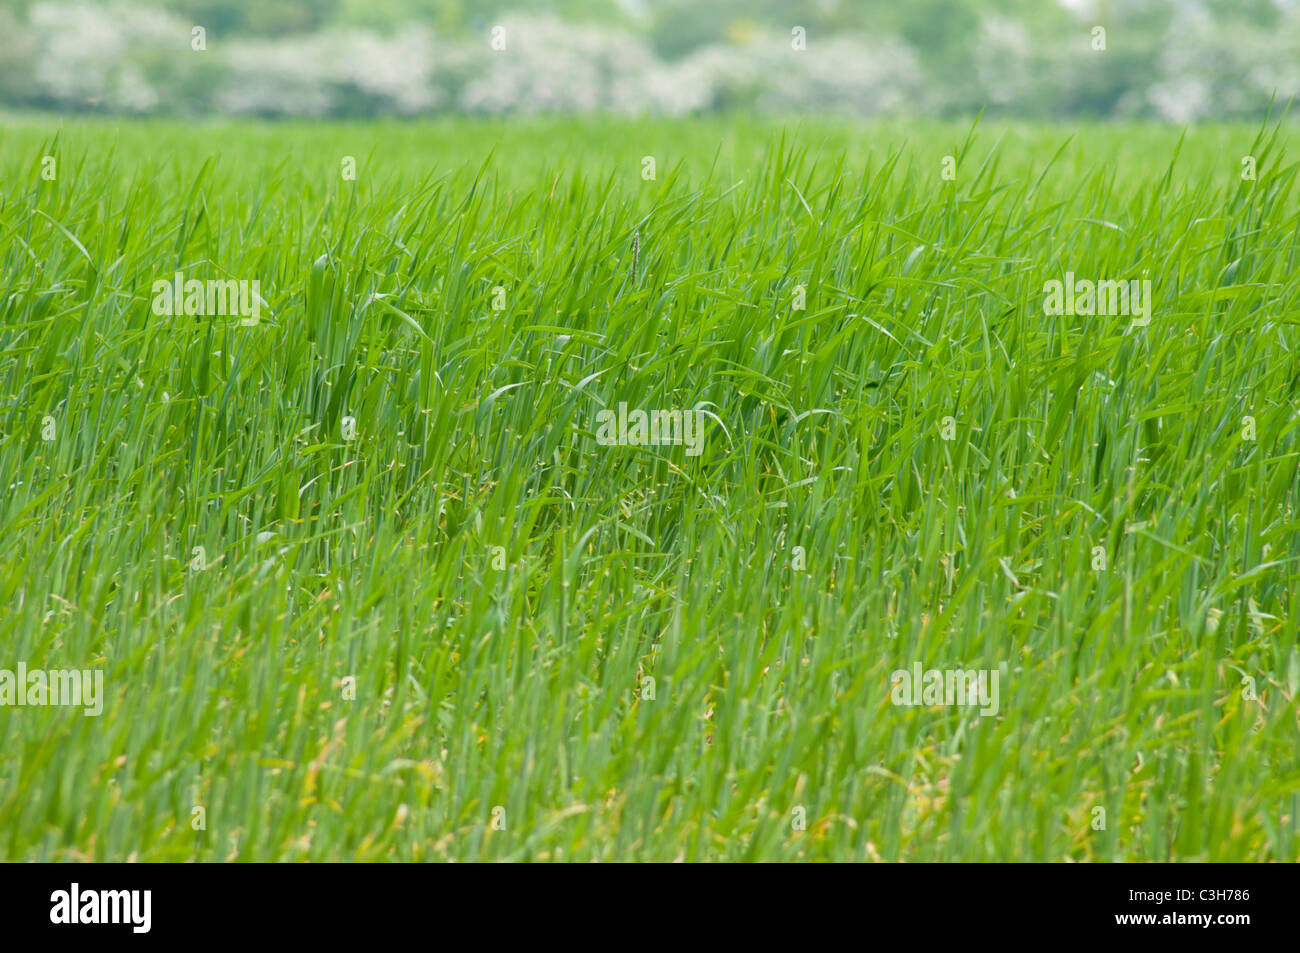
top-left (1, 116), bottom-right (1298, 861)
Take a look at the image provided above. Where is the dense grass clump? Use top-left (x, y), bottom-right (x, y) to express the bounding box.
top-left (0, 116), bottom-right (1298, 861)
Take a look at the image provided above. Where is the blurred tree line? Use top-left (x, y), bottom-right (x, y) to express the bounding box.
top-left (0, 0), bottom-right (1280, 49)
top-left (0, 0), bottom-right (1295, 119)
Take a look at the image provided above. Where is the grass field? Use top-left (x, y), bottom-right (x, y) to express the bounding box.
top-left (1, 116), bottom-right (1298, 861)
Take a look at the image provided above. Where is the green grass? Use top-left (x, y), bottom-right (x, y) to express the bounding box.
top-left (1, 115), bottom-right (1299, 861)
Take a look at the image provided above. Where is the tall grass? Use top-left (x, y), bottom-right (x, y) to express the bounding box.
top-left (0, 116), bottom-right (1297, 860)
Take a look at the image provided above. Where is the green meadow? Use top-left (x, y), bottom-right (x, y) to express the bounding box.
top-left (1, 116), bottom-right (1298, 861)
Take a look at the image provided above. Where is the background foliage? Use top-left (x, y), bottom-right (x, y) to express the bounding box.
top-left (0, 0), bottom-right (1297, 119)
